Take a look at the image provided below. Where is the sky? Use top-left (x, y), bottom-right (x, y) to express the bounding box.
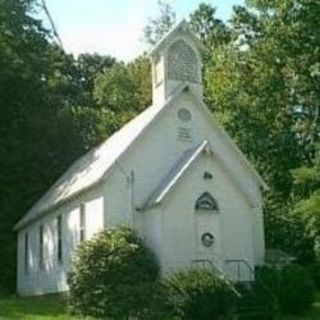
top-left (40, 0), bottom-right (244, 62)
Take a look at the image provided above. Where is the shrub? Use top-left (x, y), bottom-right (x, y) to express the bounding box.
top-left (237, 282), bottom-right (279, 319)
top-left (67, 227), bottom-right (159, 319)
top-left (256, 264), bottom-right (315, 314)
top-left (160, 268), bottom-right (238, 320)
top-left (307, 262), bottom-right (320, 289)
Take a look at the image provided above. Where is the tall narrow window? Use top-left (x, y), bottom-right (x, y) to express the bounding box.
top-left (80, 203), bottom-right (86, 242)
top-left (57, 215), bottom-right (63, 263)
top-left (24, 232), bottom-right (29, 274)
top-left (39, 224), bottom-right (44, 269)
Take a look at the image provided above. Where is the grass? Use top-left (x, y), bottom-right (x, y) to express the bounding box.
top-left (0, 291), bottom-right (319, 319)
top-left (0, 294), bottom-right (78, 320)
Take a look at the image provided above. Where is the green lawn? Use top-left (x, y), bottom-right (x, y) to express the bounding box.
top-left (0, 292), bottom-right (319, 319)
top-left (0, 294), bottom-right (78, 320)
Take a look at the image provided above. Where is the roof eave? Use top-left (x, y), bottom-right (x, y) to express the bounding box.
top-left (141, 140), bottom-right (209, 211)
top-left (14, 84), bottom-right (190, 231)
top-left (187, 87), bottom-right (269, 192)
top-left (149, 20), bottom-right (206, 58)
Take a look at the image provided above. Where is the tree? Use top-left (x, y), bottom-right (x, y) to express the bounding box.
top-left (0, 0), bottom-right (55, 292)
top-left (127, 55), bottom-right (152, 111)
top-left (0, 0), bottom-right (117, 293)
top-left (189, 3), bottom-right (231, 49)
top-left (93, 58), bottom-right (152, 131)
top-left (202, 0), bottom-right (320, 261)
top-left (292, 148), bottom-right (320, 258)
top-left (143, 0), bottom-right (176, 46)
top-left (76, 53), bottom-right (115, 107)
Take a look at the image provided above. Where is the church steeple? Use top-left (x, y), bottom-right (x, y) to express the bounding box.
top-left (150, 20), bottom-right (205, 106)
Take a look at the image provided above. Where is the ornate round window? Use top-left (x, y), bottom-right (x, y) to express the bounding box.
top-left (178, 108), bottom-right (192, 122)
top-left (201, 232), bottom-right (215, 247)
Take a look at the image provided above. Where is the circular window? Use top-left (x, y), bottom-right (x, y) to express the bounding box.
top-left (178, 108), bottom-right (192, 122)
top-left (201, 232), bottom-right (215, 247)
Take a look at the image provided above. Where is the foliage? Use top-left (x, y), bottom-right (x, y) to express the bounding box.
top-left (94, 57), bottom-right (151, 113)
top-left (264, 206), bottom-right (316, 263)
top-left (236, 282), bottom-right (279, 320)
top-left (1, 0), bottom-right (320, 297)
top-left (0, 294), bottom-right (75, 320)
top-left (127, 55), bottom-right (152, 111)
top-left (144, 0), bottom-right (176, 46)
top-left (0, 0), bottom-right (151, 293)
top-left (203, 0), bottom-right (320, 262)
top-left (307, 262), bottom-right (320, 290)
top-left (292, 150), bottom-right (320, 259)
top-left (189, 3), bottom-right (231, 49)
top-left (0, 0), bottom-right (116, 292)
top-left (67, 227), bottom-right (159, 319)
top-left (160, 268), bottom-right (238, 320)
top-left (256, 265), bottom-right (316, 315)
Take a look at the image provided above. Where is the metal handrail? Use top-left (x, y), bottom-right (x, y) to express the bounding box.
top-left (225, 259), bottom-right (278, 305)
top-left (225, 259), bottom-right (255, 282)
top-left (192, 258), bottom-right (241, 297)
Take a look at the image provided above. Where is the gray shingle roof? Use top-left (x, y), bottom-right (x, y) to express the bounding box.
top-left (14, 85), bottom-right (186, 230)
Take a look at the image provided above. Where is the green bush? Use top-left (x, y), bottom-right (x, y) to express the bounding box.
top-left (307, 262), bottom-right (320, 289)
top-left (237, 282), bottom-right (279, 319)
top-left (256, 264), bottom-right (315, 315)
top-left (160, 268), bottom-right (238, 320)
top-left (67, 227), bottom-right (159, 319)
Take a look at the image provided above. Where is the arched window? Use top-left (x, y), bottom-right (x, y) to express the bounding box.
top-left (167, 40), bottom-right (200, 83)
top-left (195, 192), bottom-right (219, 212)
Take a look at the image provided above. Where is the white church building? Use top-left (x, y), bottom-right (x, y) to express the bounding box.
top-left (15, 21), bottom-right (268, 296)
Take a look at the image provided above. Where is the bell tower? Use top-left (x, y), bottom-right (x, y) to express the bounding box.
top-left (150, 20), bottom-right (205, 106)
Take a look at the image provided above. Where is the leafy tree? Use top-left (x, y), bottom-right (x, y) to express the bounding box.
top-left (94, 62), bottom-right (138, 112)
top-left (0, 0), bottom-right (54, 292)
top-left (144, 0), bottom-right (176, 46)
top-left (203, 0), bottom-right (320, 261)
top-left (292, 149), bottom-right (320, 258)
top-left (127, 55), bottom-right (152, 111)
top-left (0, 0), bottom-right (117, 293)
top-left (93, 58), bottom-right (152, 131)
top-left (189, 3), bottom-right (231, 49)
top-left (256, 265), bottom-right (315, 315)
top-left (76, 53), bottom-right (115, 107)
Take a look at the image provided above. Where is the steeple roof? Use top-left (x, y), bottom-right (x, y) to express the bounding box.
top-left (150, 19), bottom-right (206, 57)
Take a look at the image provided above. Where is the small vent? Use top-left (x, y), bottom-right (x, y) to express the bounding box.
top-left (177, 127), bottom-right (192, 142)
top-left (178, 108), bottom-right (192, 122)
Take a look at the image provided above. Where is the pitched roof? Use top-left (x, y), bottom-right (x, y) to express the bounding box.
top-left (187, 92), bottom-right (269, 191)
top-left (14, 84), bottom-right (187, 231)
top-left (150, 19), bottom-right (206, 57)
top-left (141, 140), bottom-right (209, 210)
top-left (15, 82), bottom-right (268, 230)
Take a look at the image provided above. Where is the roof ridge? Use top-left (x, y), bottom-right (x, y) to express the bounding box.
top-left (14, 84), bottom-right (189, 230)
